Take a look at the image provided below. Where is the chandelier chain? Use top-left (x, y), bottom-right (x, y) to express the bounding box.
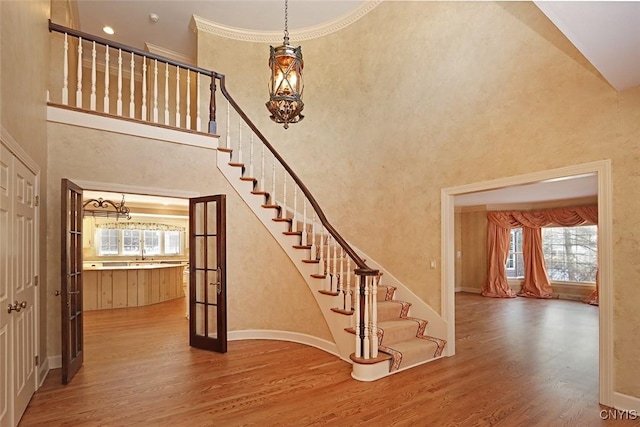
top-left (284, 0), bottom-right (289, 42)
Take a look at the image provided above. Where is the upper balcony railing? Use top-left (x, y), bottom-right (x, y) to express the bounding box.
top-left (49, 21), bottom-right (381, 362)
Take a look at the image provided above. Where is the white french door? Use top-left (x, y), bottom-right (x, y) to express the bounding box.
top-left (0, 143), bottom-right (37, 427)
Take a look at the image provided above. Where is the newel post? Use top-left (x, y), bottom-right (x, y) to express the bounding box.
top-left (209, 75), bottom-right (217, 134)
top-left (354, 268), bottom-right (379, 360)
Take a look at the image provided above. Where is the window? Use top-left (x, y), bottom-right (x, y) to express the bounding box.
top-left (164, 231), bottom-right (181, 255)
top-left (97, 229), bottom-right (118, 255)
top-left (506, 228), bottom-right (524, 278)
top-left (143, 230), bottom-right (161, 255)
top-left (542, 225), bottom-right (597, 283)
top-left (94, 226), bottom-right (184, 257)
top-left (122, 229), bottom-right (141, 255)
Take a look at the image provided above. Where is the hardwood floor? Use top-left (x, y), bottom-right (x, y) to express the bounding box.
top-left (20, 293), bottom-right (633, 426)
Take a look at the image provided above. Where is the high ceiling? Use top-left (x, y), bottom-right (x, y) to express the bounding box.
top-left (73, 1), bottom-right (640, 91)
top-left (72, 1), bottom-right (631, 206)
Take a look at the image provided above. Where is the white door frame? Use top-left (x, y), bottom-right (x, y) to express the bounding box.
top-left (441, 160), bottom-right (613, 407)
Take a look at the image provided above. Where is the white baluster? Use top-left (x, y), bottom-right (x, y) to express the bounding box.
top-left (175, 66), bottom-right (181, 127)
top-left (332, 241), bottom-right (337, 291)
top-left (226, 100), bottom-right (231, 149)
top-left (249, 134), bottom-right (254, 177)
top-left (117, 49), bottom-right (122, 115)
top-left (141, 59), bottom-right (147, 120)
top-left (271, 156), bottom-right (276, 204)
top-left (196, 73), bottom-right (201, 131)
top-left (371, 277), bottom-right (378, 358)
top-left (339, 247), bottom-right (344, 297)
top-left (186, 71), bottom-right (191, 129)
top-left (129, 53), bottom-right (135, 118)
top-left (153, 59), bottom-right (158, 123)
top-left (164, 64), bottom-right (169, 124)
top-left (355, 274), bottom-right (361, 358)
top-left (62, 33), bottom-right (69, 105)
top-left (282, 173), bottom-right (287, 219)
top-left (238, 123), bottom-right (243, 163)
top-left (103, 46), bottom-right (110, 113)
top-left (292, 185), bottom-right (298, 233)
top-left (90, 41), bottom-right (96, 111)
top-left (318, 223), bottom-right (324, 275)
top-left (347, 257), bottom-right (352, 311)
top-left (326, 235), bottom-right (333, 291)
top-left (363, 276), bottom-right (370, 359)
top-left (301, 199), bottom-right (307, 246)
top-left (260, 143), bottom-right (265, 192)
top-left (76, 37), bottom-right (83, 108)
top-left (310, 212), bottom-right (316, 261)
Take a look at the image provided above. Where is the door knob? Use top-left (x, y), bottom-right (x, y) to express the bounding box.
top-left (54, 290), bottom-right (61, 296)
top-left (7, 301), bottom-right (21, 314)
top-left (19, 301), bottom-right (27, 309)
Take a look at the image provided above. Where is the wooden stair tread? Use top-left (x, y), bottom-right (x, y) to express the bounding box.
top-left (240, 177), bottom-right (256, 182)
top-left (331, 307), bottom-right (354, 316)
top-left (228, 162), bottom-right (244, 167)
top-left (283, 231), bottom-right (302, 236)
top-left (350, 353), bottom-right (392, 364)
top-left (310, 273), bottom-right (325, 278)
top-left (272, 218), bottom-right (291, 223)
top-left (261, 204), bottom-right (280, 209)
top-left (318, 290), bottom-right (339, 296)
top-left (217, 147), bottom-right (232, 153)
top-left (251, 191), bottom-right (269, 195)
top-left (292, 245), bottom-right (311, 249)
top-left (302, 259), bottom-right (320, 264)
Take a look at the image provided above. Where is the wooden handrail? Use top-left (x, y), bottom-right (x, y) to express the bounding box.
top-left (48, 20), bottom-right (377, 275)
top-left (219, 76), bottom-right (376, 274)
top-left (48, 20), bottom-right (222, 79)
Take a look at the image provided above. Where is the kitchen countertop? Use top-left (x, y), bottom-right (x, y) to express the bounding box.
top-left (83, 263), bottom-right (187, 271)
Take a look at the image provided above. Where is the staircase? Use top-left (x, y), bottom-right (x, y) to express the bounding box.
top-left (48, 21), bottom-right (449, 382)
top-left (217, 141), bottom-right (448, 381)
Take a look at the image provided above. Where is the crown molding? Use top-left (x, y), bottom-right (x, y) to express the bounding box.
top-left (190, 1), bottom-right (383, 43)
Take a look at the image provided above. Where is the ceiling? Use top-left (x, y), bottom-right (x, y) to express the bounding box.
top-left (73, 1), bottom-right (640, 91)
top-left (75, 1), bottom-right (369, 62)
top-left (453, 174), bottom-right (597, 207)
top-left (73, 1), bottom-right (619, 207)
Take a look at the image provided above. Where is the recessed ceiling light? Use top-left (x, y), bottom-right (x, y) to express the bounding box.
top-left (103, 26), bottom-right (115, 35)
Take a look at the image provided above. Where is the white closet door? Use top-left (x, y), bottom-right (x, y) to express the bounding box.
top-left (0, 144), bottom-right (37, 427)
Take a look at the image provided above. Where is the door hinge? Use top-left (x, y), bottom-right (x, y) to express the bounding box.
top-left (35, 355), bottom-right (39, 366)
top-left (35, 275), bottom-right (39, 286)
top-left (35, 195), bottom-right (39, 207)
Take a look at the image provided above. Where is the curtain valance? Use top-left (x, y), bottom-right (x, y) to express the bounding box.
top-left (487, 205), bottom-right (598, 229)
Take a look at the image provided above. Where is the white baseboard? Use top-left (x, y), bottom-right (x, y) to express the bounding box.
top-left (456, 287), bottom-right (482, 294)
top-left (228, 330), bottom-right (345, 362)
top-left (37, 357), bottom-right (50, 388)
top-left (48, 355), bottom-right (62, 369)
top-left (614, 391), bottom-right (640, 412)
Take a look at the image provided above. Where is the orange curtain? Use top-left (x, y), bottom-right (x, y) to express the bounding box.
top-left (484, 205), bottom-right (598, 302)
top-left (519, 227), bottom-right (553, 298)
top-left (482, 221), bottom-right (516, 298)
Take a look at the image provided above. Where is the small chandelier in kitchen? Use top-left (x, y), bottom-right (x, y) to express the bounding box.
top-left (265, 0), bottom-right (304, 129)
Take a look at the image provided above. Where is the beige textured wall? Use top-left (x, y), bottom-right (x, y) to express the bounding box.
top-left (197, 1), bottom-right (640, 396)
top-left (1, 0), bottom-right (50, 361)
top-left (45, 123), bottom-right (332, 357)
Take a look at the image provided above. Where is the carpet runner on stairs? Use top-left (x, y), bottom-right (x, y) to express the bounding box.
top-left (375, 285), bottom-right (446, 372)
